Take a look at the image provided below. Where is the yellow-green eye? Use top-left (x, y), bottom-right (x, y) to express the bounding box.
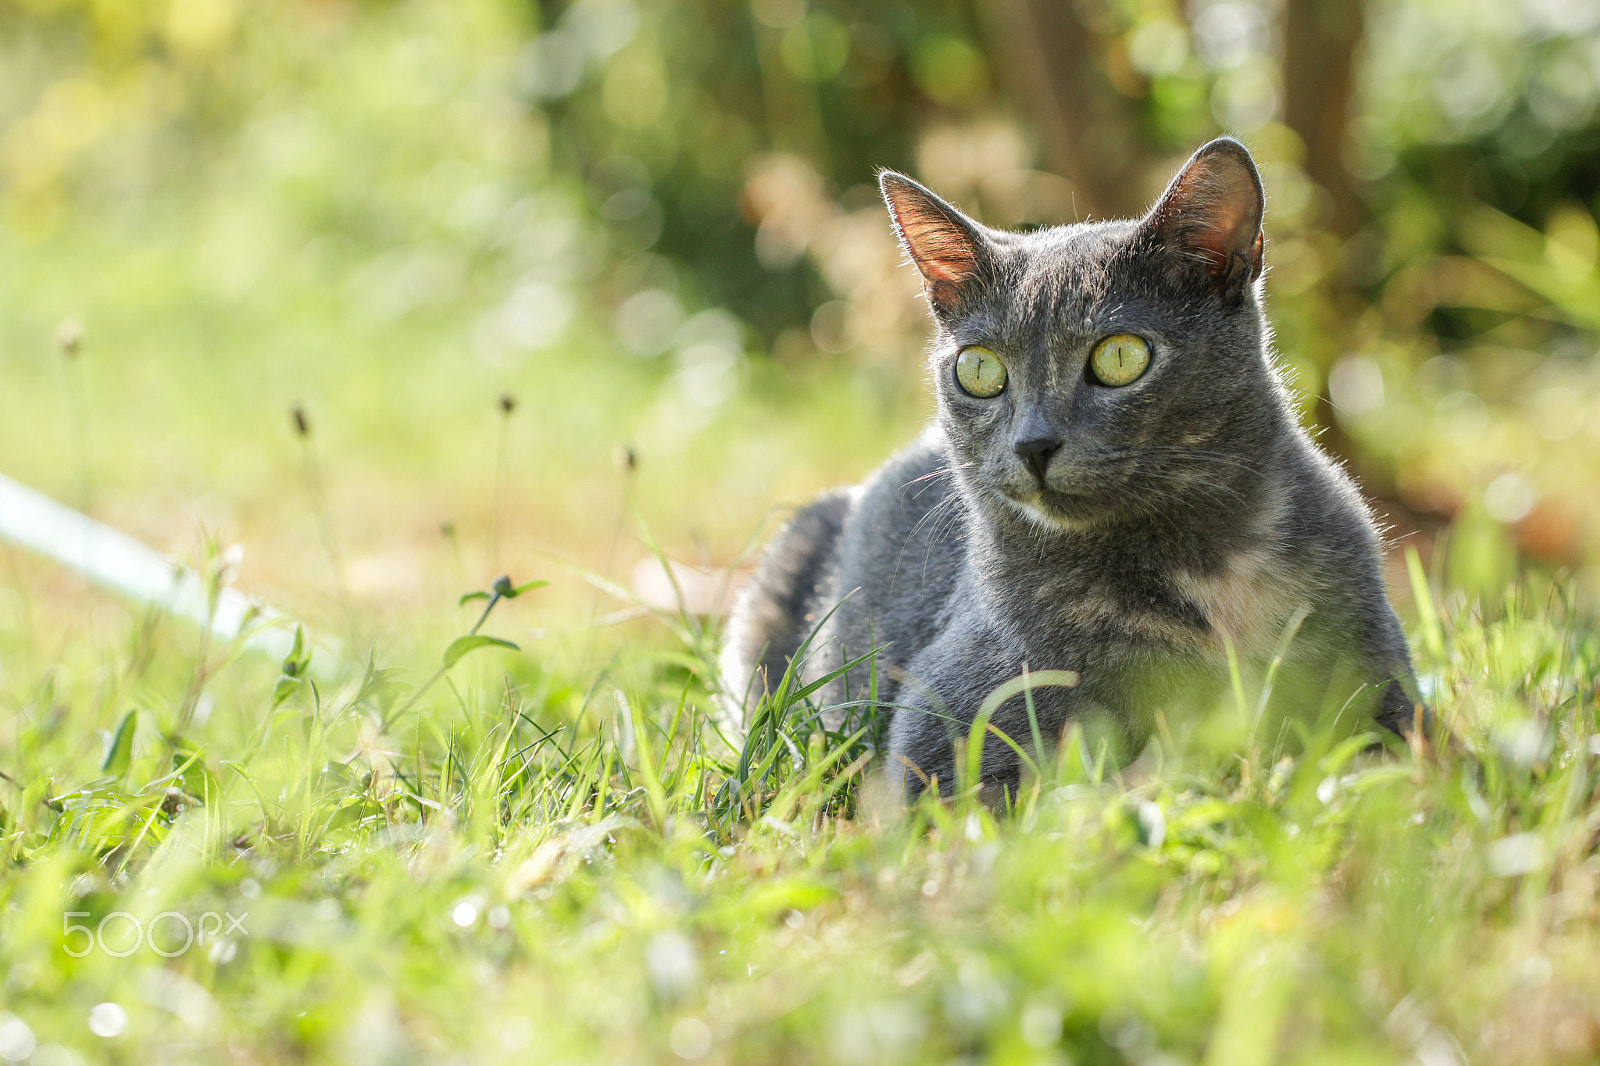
top-left (954, 346), bottom-right (1007, 398)
top-left (1090, 334), bottom-right (1152, 386)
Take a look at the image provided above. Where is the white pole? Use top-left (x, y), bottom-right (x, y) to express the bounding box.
top-left (0, 471), bottom-right (319, 667)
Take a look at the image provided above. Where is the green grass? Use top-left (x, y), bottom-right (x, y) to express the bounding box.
top-left (1, 532), bottom-right (1597, 1064)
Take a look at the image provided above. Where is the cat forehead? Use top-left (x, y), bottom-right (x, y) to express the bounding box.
top-left (1004, 217), bottom-right (1138, 266)
top-left (983, 218), bottom-right (1149, 324)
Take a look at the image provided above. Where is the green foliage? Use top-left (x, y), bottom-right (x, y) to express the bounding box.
top-left (272, 626), bottom-right (311, 708)
top-left (98, 709), bottom-right (136, 777)
top-left (442, 633), bottom-right (520, 668)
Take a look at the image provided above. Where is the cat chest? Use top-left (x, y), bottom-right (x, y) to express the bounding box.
top-left (1032, 547), bottom-right (1311, 662)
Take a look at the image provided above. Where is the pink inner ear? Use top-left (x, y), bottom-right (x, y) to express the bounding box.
top-left (895, 213), bottom-right (980, 285)
top-left (883, 183), bottom-right (982, 298)
top-left (1197, 178), bottom-right (1252, 265)
top-left (1151, 145), bottom-right (1264, 279)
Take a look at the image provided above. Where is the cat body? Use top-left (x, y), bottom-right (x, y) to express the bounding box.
top-left (723, 139), bottom-right (1421, 797)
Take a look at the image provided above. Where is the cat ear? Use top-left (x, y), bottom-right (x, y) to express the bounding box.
top-left (1142, 137), bottom-right (1265, 294)
top-left (880, 171), bottom-right (990, 313)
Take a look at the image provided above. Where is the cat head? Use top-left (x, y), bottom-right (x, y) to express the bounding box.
top-left (880, 137), bottom-right (1285, 536)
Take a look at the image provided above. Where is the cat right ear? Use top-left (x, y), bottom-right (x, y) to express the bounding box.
top-left (880, 172), bottom-right (989, 314)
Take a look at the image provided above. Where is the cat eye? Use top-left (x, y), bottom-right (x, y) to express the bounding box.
top-left (954, 346), bottom-right (1007, 398)
top-left (1089, 334), bottom-right (1152, 387)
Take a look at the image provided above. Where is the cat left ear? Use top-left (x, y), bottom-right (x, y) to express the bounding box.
top-left (1143, 138), bottom-right (1265, 296)
top-left (880, 172), bottom-right (990, 314)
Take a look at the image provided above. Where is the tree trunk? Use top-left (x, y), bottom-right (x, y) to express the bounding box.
top-left (971, 0), bottom-right (1154, 222)
top-left (1282, 0), bottom-right (1367, 236)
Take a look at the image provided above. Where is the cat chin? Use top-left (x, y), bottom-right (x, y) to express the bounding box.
top-left (1002, 490), bottom-right (1105, 534)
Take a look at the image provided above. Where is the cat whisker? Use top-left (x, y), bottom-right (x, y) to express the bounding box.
top-left (921, 494), bottom-right (969, 551)
top-left (903, 462), bottom-right (971, 490)
top-left (882, 478), bottom-right (971, 589)
top-left (1137, 469), bottom-right (1253, 508)
top-left (904, 483), bottom-right (963, 542)
top-left (922, 508), bottom-right (967, 582)
top-left (1110, 446), bottom-right (1269, 477)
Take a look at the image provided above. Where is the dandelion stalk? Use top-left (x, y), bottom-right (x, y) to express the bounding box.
top-left (487, 393), bottom-right (517, 575)
top-left (291, 404), bottom-right (355, 635)
top-left (55, 319), bottom-right (94, 519)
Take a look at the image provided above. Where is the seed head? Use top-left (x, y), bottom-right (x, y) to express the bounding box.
top-left (54, 319), bottom-right (84, 358)
top-left (615, 443), bottom-right (638, 475)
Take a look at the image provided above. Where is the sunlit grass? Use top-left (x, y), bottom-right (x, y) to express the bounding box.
top-left (1, 521), bottom-right (1597, 1063)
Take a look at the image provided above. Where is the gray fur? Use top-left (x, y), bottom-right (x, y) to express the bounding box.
top-left (721, 139), bottom-right (1422, 798)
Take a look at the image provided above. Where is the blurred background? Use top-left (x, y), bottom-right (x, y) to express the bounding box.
top-left (1, 0), bottom-right (1597, 652)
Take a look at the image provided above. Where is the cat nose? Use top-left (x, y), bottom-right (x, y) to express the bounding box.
top-left (1013, 436), bottom-right (1061, 482)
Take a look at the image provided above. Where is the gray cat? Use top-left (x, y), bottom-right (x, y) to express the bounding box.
top-left (722, 138), bottom-right (1423, 799)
